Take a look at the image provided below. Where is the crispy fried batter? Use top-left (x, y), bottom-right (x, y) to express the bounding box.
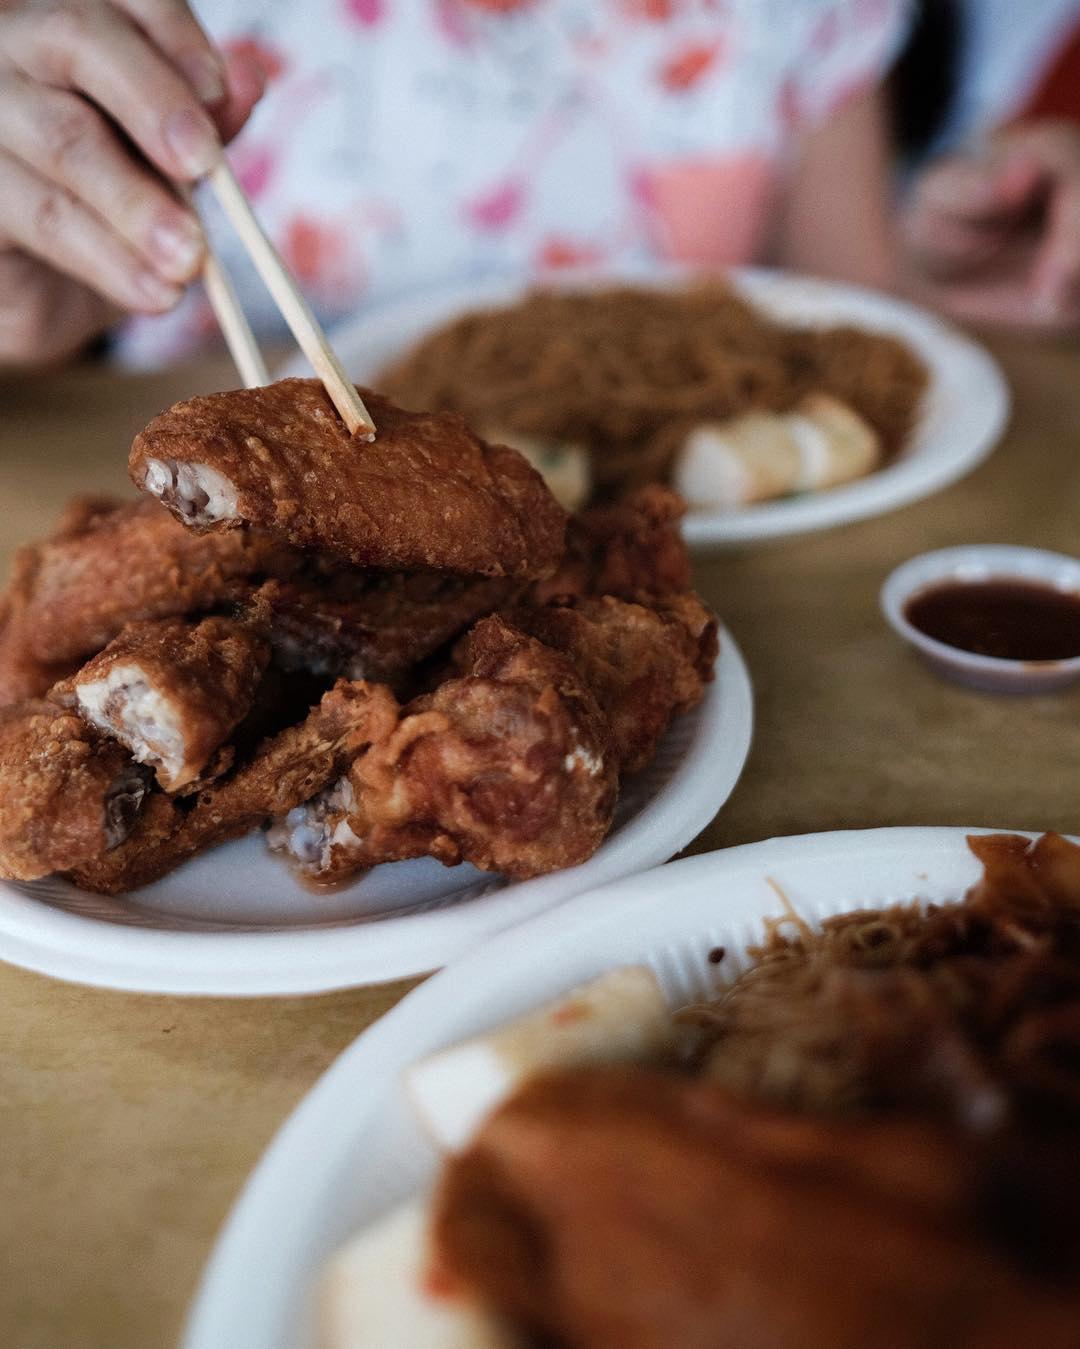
top-left (130, 379), bottom-right (567, 579)
top-left (480, 593), bottom-right (717, 774)
top-left (259, 570), bottom-right (522, 687)
top-left (63, 609), bottom-right (271, 791)
top-left (0, 496), bottom-right (297, 683)
top-left (0, 586), bottom-right (78, 704)
top-left (531, 485), bottom-right (693, 604)
top-left (12, 468), bottom-right (708, 892)
top-left (68, 680), bottom-right (398, 894)
top-left (269, 614), bottom-right (617, 885)
top-left (0, 701), bottom-right (151, 880)
top-left (269, 587), bottom-right (716, 886)
top-left (434, 1066), bottom-right (1080, 1349)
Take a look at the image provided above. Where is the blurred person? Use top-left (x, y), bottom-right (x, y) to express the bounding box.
top-left (0, 0), bottom-right (913, 369)
top-left (897, 0), bottom-right (1080, 331)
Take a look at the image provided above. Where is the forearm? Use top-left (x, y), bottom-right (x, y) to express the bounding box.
top-left (775, 86), bottom-right (900, 292)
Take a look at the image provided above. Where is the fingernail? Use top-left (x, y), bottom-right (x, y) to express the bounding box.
top-left (149, 215), bottom-right (204, 279)
top-left (163, 108), bottom-right (220, 179)
top-left (177, 51), bottom-right (226, 105)
top-left (135, 270), bottom-right (183, 311)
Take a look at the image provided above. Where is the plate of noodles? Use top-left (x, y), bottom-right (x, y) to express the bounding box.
top-left (279, 265), bottom-right (1009, 547)
top-left (185, 826), bottom-right (1080, 1348)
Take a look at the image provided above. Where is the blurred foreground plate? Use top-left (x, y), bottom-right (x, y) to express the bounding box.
top-left (185, 824), bottom-right (1035, 1349)
top-left (278, 264), bottom-right (1009, 548)
top-left (0, 629), bottom-right (750, 995)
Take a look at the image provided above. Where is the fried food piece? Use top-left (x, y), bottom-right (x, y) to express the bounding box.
top-left (69, 680), bottom-right (399, 895)
top-left (131, 379), bottom-right (567, 579)
top-left (0, 496), bottom-right (297, 676)
top-left (434, 1067), bottom-right (1080, 1349)
top-left (496, 592), bottom-right (717, 773)
top-left (260, 571), bottom-right (522, 687)
top-left (268, 614), bottom-right (617, 885)
top-left (531, 485), bottom-right (693, 604)
top-left (63, 610), bottom-right (271, 792)
top-left (0, 701), bottom-right (151, 880)
top-left (0, 592), bottom-right (78, 704)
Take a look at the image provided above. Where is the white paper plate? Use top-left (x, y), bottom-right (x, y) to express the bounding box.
top-left (184, 824), bottom-right (1042, 1349)
top-left (0, 629), bottom-right (750, 995)
top-left (277, 265), bottom-right (1010, 548)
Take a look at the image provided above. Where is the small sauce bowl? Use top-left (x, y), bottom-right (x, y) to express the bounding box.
top-left (881, 545), bottom-right (1080, 693)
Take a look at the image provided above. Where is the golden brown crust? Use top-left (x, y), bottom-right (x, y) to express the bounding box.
top-left (0, 580), bottom-right (79, 705)
top-left (130, 379), bottom-right (567, 578)
top-left (69, 680), bottom-right (399, 894)
top-left (270, 584), bottom-right (716, 887)
top-left (530, 485), bottom-right (693, 605)
top-left (66, 610), bottom-right (271, 791)
top-left (322, 616), bottom-right (618, 883)
top-left (466, 592), bottom-right (717, 775)
top-left (0, 496), bottom-right (298, 676)
top-left (259, 570), bottom-right (523, 688)
top-left (0, 701), bottom-right (149, 880)
top-left (434, 1067), bottom-right (1080, 1349)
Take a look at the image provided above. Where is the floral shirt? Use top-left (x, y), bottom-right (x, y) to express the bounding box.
top-left (118, 0), bottom-right (909, 366)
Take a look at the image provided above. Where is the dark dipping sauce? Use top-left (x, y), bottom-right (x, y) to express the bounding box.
top-left (905, 578), bottom-right (1080, 662)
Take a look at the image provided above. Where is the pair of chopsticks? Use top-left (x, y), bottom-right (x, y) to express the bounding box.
top-left (186, 159), bottom-right (376, 440)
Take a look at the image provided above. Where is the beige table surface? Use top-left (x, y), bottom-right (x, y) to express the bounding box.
top-left (1, 337), bottom-right (1078, 1349)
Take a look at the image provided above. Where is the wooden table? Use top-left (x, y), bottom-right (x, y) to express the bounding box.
top-left (1, 337), bottom-right (1078, 1349)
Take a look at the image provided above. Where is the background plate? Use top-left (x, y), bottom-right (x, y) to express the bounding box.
top-left (279, 265), bottom-right (1010, 548)
top-left (0, 630), bottom-right (751, 995)
top-left (184, 825), bottom-right (1041, 1349)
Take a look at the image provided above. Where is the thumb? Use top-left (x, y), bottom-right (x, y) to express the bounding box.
top-left (916, 151), bottom-right (1045, 226)
top-left (210, 49), bottom-right (267, 146)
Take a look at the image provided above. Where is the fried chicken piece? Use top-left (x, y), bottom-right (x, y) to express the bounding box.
top-left (69, 679), bottom-right (399, 895)
top-left (531, 485), bottom-right (692, 604)
top-left (434, 1066), bottom-right (1080, 1349)
top-left (0, 701), bottom-right (151, 880)
top-left (60, 609), bottom-right (271, 792)
top-left (268, 614), bottom-right (617, 884)
top-left (260, 570), bottom-right (522, 687)
top-left (494, 592), bottom-right (717, 773)
top-left (131, 379), bottom-right (567, 579)
top-left (0, 496), bottom-right (298, 679)
top-left (0, 590), bottom-right (78, 704)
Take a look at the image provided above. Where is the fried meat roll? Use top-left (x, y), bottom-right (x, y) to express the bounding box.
top-left (65, 610), bottom-right (271, 791)
top-left (131, 379), bottom-right (567, 579)
top-left (69, 680), bottom-right (398, 894)
top-left (0, 701), bottom-right (151, 880)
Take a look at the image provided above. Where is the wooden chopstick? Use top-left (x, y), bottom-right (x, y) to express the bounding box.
top-left (182, 184), bottom-right (270, 389)
top-left (201, 247), bottom-right (269, 388)
top-left (205, 158), bottom-right (376, 439)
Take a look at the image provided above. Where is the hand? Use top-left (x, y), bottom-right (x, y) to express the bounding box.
top-left (0, 0), bottom-right (264, 366)
top-left (904, 121), bottom-right (1080, 334)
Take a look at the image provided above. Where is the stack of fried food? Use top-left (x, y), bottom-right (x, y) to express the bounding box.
top-left (0, 378), bottom-right (716, 896)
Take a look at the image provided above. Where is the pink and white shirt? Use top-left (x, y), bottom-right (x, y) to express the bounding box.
top-left (118, 0), bottom-right (910, 366)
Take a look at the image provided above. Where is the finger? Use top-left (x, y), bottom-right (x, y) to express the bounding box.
top-left (213, 47), bottom-right (266, 145)
top-left (111, 0), bottom-right (225, 105)
top-left (1, 0), bottom-right (221, 180)
top-left (1033, 177), bottom-right (1080, 318)
top-left (943, 282), bottom-right (1080, 334)
top-left (0, 73), bottom-right (204, 284)
top-left (905, 206), bottom-right (1015, 278)
top-left (0, 149), bottom-right (182, 313)
top-left (915, 153), bottom-right (1046, 227)
top-left (0, 250), bottom-right (117, 366)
